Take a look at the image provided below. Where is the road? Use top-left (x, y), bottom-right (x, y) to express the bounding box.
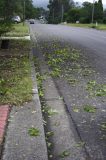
top-left (31, 23), bottom-right (106, 74)
top-left (30, 22), bottom-right (106, 160)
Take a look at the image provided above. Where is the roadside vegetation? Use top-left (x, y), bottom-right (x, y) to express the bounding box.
top-left (66, 23), bottom-right (106, 30)
top-left (48, 0), bottom-right (106, 27)
top-left (4, 23), bottom-right (29, 37)
top-left (0, 0), bottom-right (48, 38)
top-left (0, 40), bottom-right (32, 105)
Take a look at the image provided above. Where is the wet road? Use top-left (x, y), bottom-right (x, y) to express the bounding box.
top-left (30, 23), bottom-right (106, 160)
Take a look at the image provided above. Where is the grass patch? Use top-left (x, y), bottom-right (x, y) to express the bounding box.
top-left (0, 40), bottom-right (32, 105)
top-left (50, 68), bottom-right (61, 77)
top-left (100, 122), bottom-right (106, 131)
top-left (42, 106), bottom-right (58, 117)
top-left (67, 23), bottom-right (93, 28)
top-left (36, 73), bottom-right (45, 98)
top-left (67, 77), bottom-right (78, 85)
top-left (86, 80), bottom-right (106, 97)
top-left (59, 150), bottom-right (70, 158)
top-left (46, 131), bottom-right (54, 138)
top-left (28, 127), bottom-right (40, 136)
top-left (74, 141), bottom-right (85, 147)
top-left (45, 47), bottom-right (81, 78)
top-left (96, 24), bottom-right (106, 30)
top-left (4, 23), bottom-right (29, 37)
top-left (83, 105), bottom-right (97, 113)
top-left (66, 23), bottom-right (106, 30)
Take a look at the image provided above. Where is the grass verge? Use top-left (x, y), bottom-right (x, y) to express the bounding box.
top-left (4, 23), bottom-right (29, 37)
top-left (0, 40), bottom-right (32, 105)
top-left (66, 23), bottom-right (106, 30)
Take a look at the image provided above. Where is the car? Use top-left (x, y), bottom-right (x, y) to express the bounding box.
top-left (12, 16), bottom-right (21, 23)
top-left (29, 19), bottom-right (35, 24)
top-left (40, 18), bottom-right (47, 24)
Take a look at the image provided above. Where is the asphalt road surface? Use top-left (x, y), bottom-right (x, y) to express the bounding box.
top-left (30, 22), bottom-right (106, 160)
top-left (31, 23), bottom-right (106, 74)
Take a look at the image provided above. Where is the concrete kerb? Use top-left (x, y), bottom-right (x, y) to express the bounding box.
top-left (0, 36), bottom-right (30, 40)
top-left (29, 42), bottom-right (48, 159)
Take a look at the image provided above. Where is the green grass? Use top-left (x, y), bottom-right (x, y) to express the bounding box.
top-left (5, 23), bottom-right (29, 37)
top-left (66, 23), bottom-right (106, 30)
top-left (83, 105), bottom-right (97, 113)
top-left (28, 127), bottom-right (40, 136)
top-left (96, 24), bottom-right (106, 30)
top-left (67, 23), bottom-right (91, 28)
top-left (59, 150), bottom-right (70, 158)
top-left (0, 40), bottom-right (33, 105)
top-left (86, 80), bottom-right (106, 97)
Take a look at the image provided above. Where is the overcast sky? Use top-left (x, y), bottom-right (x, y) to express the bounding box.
top-left (33, 0), bottom-right (106, 9)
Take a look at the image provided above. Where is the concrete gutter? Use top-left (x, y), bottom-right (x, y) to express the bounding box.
top-left (33, 46), bottom-right (88, 160)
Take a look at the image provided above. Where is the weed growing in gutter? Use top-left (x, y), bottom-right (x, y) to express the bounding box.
top-left (34, 55), bottom-right (54, 159)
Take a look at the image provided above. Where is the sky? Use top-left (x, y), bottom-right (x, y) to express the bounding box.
top-left (33, 0), bottom-right (106, 9)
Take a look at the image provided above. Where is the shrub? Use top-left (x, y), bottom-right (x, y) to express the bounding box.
top-left (0, 21), bottom-right (12, 36)
top-left (103, 17), bottom-right (106, 24)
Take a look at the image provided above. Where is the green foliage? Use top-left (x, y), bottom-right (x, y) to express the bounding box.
top-left (93, 0), bottom-right (103, 23)
top-left (46, 131), bottom-right (54, 138)
top-left (62, 0), bottom-right (104, 24)
top-left (59, 150), bottom-right (70, 158)
top-left (28, 128), bottom-right (40, 136)
top-left (100, 123), bottom-right (106, 131)
top-left (83, 105), bottom-right (97, 113)
top-left (48, 0), bottom-right (74, 24)
top-left (0, 0), bottom-right (37, 20)
top-left (103, 17), bottom-right (106, 24)
top-left (67, 8), bottom-right (80, 23)
top-left (79, 2), bottom-right (92, 23)
top-left (0, 40), bottom-right (32, 105)
top-left (0, 0), bottom-right (37, 35)
top-left (5, 23), bottom-right (29, 37)
top-left (0, 22), bottom-right (12, 36)
top-left (86, 80), bottom-right (106, 97)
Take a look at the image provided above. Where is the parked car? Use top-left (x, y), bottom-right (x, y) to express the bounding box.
top-left (12, 16), bottom-right (21, 23)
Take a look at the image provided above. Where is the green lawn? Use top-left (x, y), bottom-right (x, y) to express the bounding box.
top-left (66, 23), bottom-right (106, 30)
top-left (96, 24), bottom-right (106, 30)
top-left (5, 23), bottom-right (29, 37)
top-left (0, 40), bottom-right (32, 105)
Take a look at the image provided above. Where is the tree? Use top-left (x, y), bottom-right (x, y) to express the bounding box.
top-left (66, 8), bottom-right (80, 23)
top-left (103, 9), bottom-right (106, 24)
top-left (48, 0), bottom-right (74, 24)
top-left (94, 0), bottom-right (103, 22)
top-left (80, 2), bottom-right (92, 23)
top-left (0, 0), bottom-right (36, 48)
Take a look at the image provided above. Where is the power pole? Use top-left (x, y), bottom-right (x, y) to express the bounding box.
top-left (61, 4), bottom-right (64, 23)
top-left (53, 8), bottom-right (54, 23)
top-left (92, 0), bottom-right (95, 24)
top-left (23, 0), bottom-right (25, 26)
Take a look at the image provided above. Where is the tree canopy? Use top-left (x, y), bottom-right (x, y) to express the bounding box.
top-left (0, 0), bottom-right (40, 20)
top-left (47, 0), bottom-right (75, 24)
top-left (0, 0), bottom-right (39, 35)
top-left (47, 0), bottom-right (105, 24)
